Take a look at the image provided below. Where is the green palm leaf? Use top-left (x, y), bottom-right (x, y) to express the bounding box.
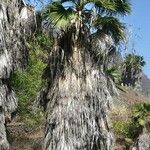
top-left (43, 2), bottom-right (77, 28)
top-left (95, 16), bottom-right (125, 43)
top-left (111, 0), bottom-right (131, 15)
top-left (83, 0), bottom-right (115, 12)
top-left (84, 0), bottom-right (131, 16)
top-left (106, 65), bottom-right (121, 82)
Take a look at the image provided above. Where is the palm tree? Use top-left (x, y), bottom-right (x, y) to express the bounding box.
top-left (122, 53), bottom-right (145, 87)
top-left (38, 0), bottom-right (131, 149)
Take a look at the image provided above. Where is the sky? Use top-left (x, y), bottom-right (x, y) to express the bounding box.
top-left (122, 0), bottom-right (150, 78)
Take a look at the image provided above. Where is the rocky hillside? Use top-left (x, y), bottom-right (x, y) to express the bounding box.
top-left (0, 0), bottom-right (36, 149)
top-left (141, 74), bottom-right (150, 97)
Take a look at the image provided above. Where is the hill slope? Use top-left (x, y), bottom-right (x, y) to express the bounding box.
top-left (141, 74), bottom-right (150, 97)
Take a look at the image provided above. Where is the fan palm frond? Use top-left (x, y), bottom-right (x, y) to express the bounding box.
top-left (95, 16), bottom-right (125, 43)
top-left (43, 2), bottom-right (77, 28)
top-left (105, 65), bottom-right (121, 82)
top-left (112, 0), bottom-right (131, 15)
top-left (84, 0), bottom-right (131, 16)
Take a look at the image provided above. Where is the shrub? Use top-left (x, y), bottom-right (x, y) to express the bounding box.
top-left (113, 120), bottom-right (134, 139)
top-left (132, 103), bottom-right (150, 127)
top-left (10, 34), bottom-right (50, 127)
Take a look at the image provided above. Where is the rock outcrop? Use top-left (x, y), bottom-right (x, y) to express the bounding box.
top-left (136, 132), bottom-right (150, 150)
top-left (132, 128), bottom-right (150, 150)
top-left (141, 74), bottom-right (150, 97)
top-left (0, 0), bottom-right (35, 149)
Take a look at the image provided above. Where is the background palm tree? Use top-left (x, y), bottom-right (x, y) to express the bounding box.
top-left (122, 53), bottom-right (146, 87)
top-left (38, 0), bottom-right (131, 149)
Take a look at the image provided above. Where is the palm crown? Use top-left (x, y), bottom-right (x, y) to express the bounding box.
top-left (43, 0), bottom-right (131, 44)
top-left (122, 53), bottom-right (146, 86)
top-left (123, 54), bottom-right (146, 74)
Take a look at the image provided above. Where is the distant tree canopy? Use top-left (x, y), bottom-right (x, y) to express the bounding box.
top-left (122, 53), bottom-right (146, 87)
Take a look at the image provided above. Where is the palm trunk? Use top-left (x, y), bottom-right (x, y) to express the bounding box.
top-left (43, 32), bottom-right (114, 149)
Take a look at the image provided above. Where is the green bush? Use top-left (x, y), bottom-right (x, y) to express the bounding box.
top-left (132, 103), bottom-right (150, 127)
top-left (11, 35), bottom-right (49, 127)
top-left (113, 102), bottom-right (150, 147)
top-left (113, 120), bottom-right (134, 139)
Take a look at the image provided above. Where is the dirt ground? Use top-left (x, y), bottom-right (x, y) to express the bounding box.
top-left (7, 122), bottom-right (44, 150)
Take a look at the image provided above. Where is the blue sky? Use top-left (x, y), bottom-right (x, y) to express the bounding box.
top-left (122, 0), bottom-right (150, 77)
